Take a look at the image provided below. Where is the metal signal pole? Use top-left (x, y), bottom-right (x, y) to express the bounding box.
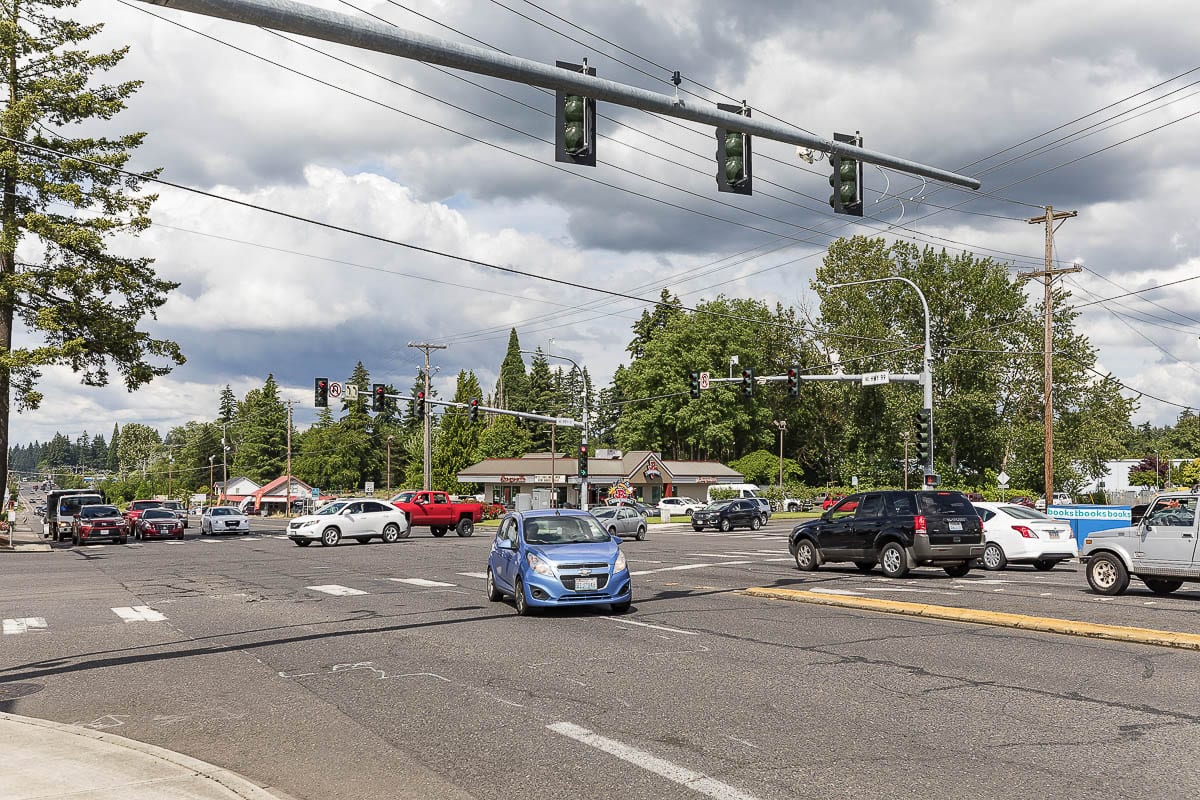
top-left (408, 342), bottom-right (446, 491)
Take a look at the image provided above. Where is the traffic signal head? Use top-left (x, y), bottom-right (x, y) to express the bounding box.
top-left (923, 473), bottom-right (940, 488)
top-left (415, 391), bottom-right (425, 418)
top-left (787, 366), bottom-right (799, 398)
top-left (689, 371), bottom-right (701, 400)
top-left (741, 368), bottom-right (755, 398)
top-left (828, 132), bottom-right (863, 216)
top-left (469, 398), bottom-right (480, 423)
top-left (555, 61), bottom-right (596, 167)
top-left (578, 443), bottom-right (589, 478)
top-left (716, 102), bottom-right (752, 195)
top-left (372, 384), bottom-right (386, 412)
top-left (314, 377), bottom-right (329, 408)
top-left (914, 407), bottom-right (932, 463)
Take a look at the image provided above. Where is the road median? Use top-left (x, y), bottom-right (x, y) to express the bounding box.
top-left (744, 587), bottom-right (1200, 651)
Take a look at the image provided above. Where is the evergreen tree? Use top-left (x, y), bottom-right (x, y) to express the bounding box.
top-left (231, 374), bottom-right (288, 483)
top-left (474, 414), bottom-right (534, 460)
top-left (526, 348), bottom-right (556, 451)
top-left (107, 424), bottom-right (120, 471)
top-left (432, 370), bottom-right (483, 492)
top-left (218, 385), bottom-right (237, 425)
top-left (0, 0), bottom-right (186, 490)
top-left (496, 329), bottom-right (529, 411)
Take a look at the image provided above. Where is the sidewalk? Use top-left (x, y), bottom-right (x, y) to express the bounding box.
top-left (1, 512), bottom-right (51, 553)
top-left (0, 713), bottom-right (296, 800)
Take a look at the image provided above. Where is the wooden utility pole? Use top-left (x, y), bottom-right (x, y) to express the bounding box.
top-left (1021, 206), bottom-right (1079, 500)
top-left (285, 399), bottom-right (293, 512)
top-left (407, 342), bottom-right (446, 491)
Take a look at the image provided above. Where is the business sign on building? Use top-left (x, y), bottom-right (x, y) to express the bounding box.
top-left (499, 476), bottom-right (524, 484)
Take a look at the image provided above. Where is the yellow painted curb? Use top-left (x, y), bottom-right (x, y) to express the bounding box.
top-left (744, 587), bottom-right (1200, 651)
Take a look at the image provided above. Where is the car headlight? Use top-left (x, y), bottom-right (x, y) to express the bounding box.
top-left (526, 553), bottom-right (554, 576)
top-left (300, 519), bottom-right (318, 527)
top-left (613, 550), bottom-right (627, 573)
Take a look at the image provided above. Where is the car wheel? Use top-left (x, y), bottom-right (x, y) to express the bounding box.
top-left (1032, 559), bottom-right (1056, 571)
top-left (1143, 577), bottom-right (1183, 595)
top-left (610, 598), bottom-right (632, 614)
top-left (514, 577), bottom-right (531, 616)
top-left (719, 519), bottom-right (732, 532)
top-left (1085, 552), bottom-right (1129, 595)
top-left (854, 560), bottom-right (875, 572)
top-left (635, 526), bottom-right (646, 541)
top-left (486, 567), bottom-right (503, 601)
top-left (608, 526), bottom-right (618, 537)
top-left (381, 524), bottom-right (400, 544)
top-left (456, 519), bottom-right (475, 537)
top-left (118, 537), bottom-right (128, 545)
top-left (431, 526), bottom-right (447, 538)
top-left (356, 536), bottom-right (372, 544)
top-left (879, 542), bottom-right (909, 578)
top-left (794, 539), bottom-right (819, 571)
top-left (294, 540), bottom-right (311, 547)
top-left (943, 562), bottom-right (972, 578)
top-left (981, 542), bottom-right (1007, 571)
top-left (320, 527), bottom-right (340, 547)
top-left (751, 516), bottom-right (762, 531)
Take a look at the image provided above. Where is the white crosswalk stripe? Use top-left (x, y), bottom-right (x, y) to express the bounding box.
top-left (389, 578), bottom-right (456, 587)
top-left (307, 584), bottom-right (368, 596)
top-left (111, 606), bottom-right (167, 622)
top-left (3, 617), bottom-right (47, 635)
top-left (456, 572), bottom-right (488, 580)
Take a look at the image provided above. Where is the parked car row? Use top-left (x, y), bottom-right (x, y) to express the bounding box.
top-left (57, 503), bottom-right (251, 546)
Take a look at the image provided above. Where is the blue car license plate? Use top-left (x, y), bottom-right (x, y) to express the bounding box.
top-left (575, 577), bottom-right (597, 591)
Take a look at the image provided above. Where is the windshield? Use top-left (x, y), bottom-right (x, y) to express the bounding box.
top-left (211, 507), bottom-right (237, 517)
top-left (391, 492), bottom-right (416, 503)
top-left (523, 515), bottom-right (611, 545)
top-left (1001, 505), bottom-right (1051, 520)
top-left (702, 500), bottom-right (733, 511)
top-left (160, 501), bottom-right (182, 510)
top-left (917, 492), bottom-right (976, 515)
top-left (79, 505), bottom-right (120, 519)
top-left (143, 509), bottom-right (174, 520)
top-left (131, 501), bottom-right (161, 510)
top-left (591, 509), bottom-right (618, 520)
top-left (316, 501), bottom-right (349, 516)
top-left (60, 495), bottom-right (103, 513)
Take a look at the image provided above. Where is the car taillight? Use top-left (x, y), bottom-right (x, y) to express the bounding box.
top-left (913, 515), bottom-right (926, 533)
top-left (1013, 525), bottom-right (1038, 539)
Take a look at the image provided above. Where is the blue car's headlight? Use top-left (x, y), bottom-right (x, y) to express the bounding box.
top-left (526, 553), bottom-right (555, 576)
top-left (613, 550), bottom-right (627, 573)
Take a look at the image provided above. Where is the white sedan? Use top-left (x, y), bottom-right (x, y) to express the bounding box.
top-left (657, 497), bottom-right (704, 517)
top-left (973, 502), bottom-right (1078, 571)
top-left (287, 497), bottom-right (410, 547)
top-left (201, 506), bottom-right (251, 535)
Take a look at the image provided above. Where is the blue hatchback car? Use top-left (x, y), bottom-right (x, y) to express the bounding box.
top-left (487, 509), bottom-right (633, 615)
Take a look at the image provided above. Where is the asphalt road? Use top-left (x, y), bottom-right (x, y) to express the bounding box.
top-left (3, 511), bottom-right (1200, 800)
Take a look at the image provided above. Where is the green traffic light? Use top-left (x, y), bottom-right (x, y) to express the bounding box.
top-left (564, 95), bottom-right (586, 153)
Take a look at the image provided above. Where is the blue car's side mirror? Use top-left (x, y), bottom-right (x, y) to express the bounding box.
top-left (496, 538), bottom-right (514, 550)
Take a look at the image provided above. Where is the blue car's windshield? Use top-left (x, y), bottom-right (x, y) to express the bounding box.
top-left (523, 516), bottom-right (610, 545)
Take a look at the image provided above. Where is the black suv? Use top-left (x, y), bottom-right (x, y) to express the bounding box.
top-left (788, 490), bottom-right (984, 578)
top-left (692, 499), bottom-right (763, 532)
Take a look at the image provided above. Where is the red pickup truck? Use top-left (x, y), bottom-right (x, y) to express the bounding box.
top-left (390, 490), bottom-right (483, 537)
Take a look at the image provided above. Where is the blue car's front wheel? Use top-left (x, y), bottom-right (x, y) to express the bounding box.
top-left (611, 598), bottom-right (631, 614)
top-left (514, 577), bottom-right (532, 616)
top-left (486, 567), bottom-right (503, 602)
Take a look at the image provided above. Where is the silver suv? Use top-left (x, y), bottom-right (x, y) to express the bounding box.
top-left (1081, 492), bottom-right (1198, 596)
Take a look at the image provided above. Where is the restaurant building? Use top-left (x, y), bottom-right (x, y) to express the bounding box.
top-left (456, 449), bottom-right (744, 508)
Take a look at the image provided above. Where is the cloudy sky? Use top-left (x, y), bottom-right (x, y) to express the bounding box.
top-left (13, 0), bottom-right (1200, 444)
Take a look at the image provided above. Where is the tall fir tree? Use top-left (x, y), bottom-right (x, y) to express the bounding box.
top-left (231, 375), bottom-right (288, 483)
top-left (107, 423), bottom-right (120, 471)
top-left (526, 348), bottom-right (556, 451)
top-left (432, 370), bottom-right (484, 492)
top-left (497, 328), bottom-right (529, 411)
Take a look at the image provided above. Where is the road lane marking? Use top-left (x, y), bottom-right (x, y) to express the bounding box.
top-left (548, 722), bottom-right (764, 800)
top-left (306, 585), bottom-right (368, 596)
top-left (631, 558), bottom-right (791, 576)
top-left (601, 617), bottom-right (699, 636)
top-left (199, 538), bottom-right (222, 543)
top-left (3, 617), bottom-right (47, 634)
top-left (389, 578), bottom-right (456, 587)
top-left (111, 606), bottom-right (167, 622)
top-left (456, 572), bottom-right (488, 580)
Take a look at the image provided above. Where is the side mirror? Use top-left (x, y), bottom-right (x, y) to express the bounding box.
top-left (496, 537), bottom-right (513, 550)
top-left (341, 507), bottom-right (355, 515)
top-left (611, 534), bottom-right (621, 543)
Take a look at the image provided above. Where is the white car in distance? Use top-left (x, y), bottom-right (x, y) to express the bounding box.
top-left (201, 505), bottom-right (250, 536)
top-left (287, 497), bottom-right (410, 547)
top-left (657, 497), bottom-right (704, 517)
top-left (972, 501), bottom-right (1078, 571)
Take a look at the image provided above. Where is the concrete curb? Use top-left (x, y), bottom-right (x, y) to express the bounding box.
top-left (0, 712), bottom-right (295, 799)
top-left (744, 587), bottom-right (1200, 651)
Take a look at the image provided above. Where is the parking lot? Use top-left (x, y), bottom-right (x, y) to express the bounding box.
top-left (3, 515), bottom-right (1200, 800)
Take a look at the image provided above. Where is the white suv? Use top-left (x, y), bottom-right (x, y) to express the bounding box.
top-left (657, 497), bottom-right (705, 517)
top-left (287, 497), bottom-right (410, 547)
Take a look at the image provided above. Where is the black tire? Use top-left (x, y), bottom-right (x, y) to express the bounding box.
top-left (1032, 559), bottom-right (1056, 571)
top-left (514, 577), bottom-right (531, 616)
top-left (719, 518), bottom-right (732, 532)
top-left (1144, 577), bottom-right (1183, 595)
top-left (943, 562), bottom-right (972, 578)
top-left (486, 567), bottom-right (503, 601)
top-left (456, 518), bottom-right (475, 537)
top-left (294, 539), bottom-right (311, 547)
top-left (854, 560), bottom-right (875, 572)
top-left (320, 527), bottom-right (340, 547)
top-left (431, 526), bottom-right (447, 538)
top-left (793, 539), bottom-right (819, 571)
top-left (355, 536), bottom-right (372, 544)
top-left (635, 526), bottom-right (646, 541)
top-left (608, 527), bottom-right (618, 537)
top-left (610, 598), bottom-right (632, 614)
top-left (399, 519), bottom-right (412, 539)
top-left (381, 524), bottom-right (400, 544)
top-left (751, 516), bottom-right (762, 531)
top-left (879, 542), bottom-right (910, 579)
top-left (118, 537), bottom-right (128, 545)
top-left (981, 542), bottom-right (1007, 571)
top-left (1085, 552), bottom-right (1129, 595)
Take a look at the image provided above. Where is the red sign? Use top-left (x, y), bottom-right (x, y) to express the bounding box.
top-left (499, 476), bottom-right (524, 484)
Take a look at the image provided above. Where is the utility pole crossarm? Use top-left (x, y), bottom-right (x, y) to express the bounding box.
top-left (138, 0), bottom-right (981, 190)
